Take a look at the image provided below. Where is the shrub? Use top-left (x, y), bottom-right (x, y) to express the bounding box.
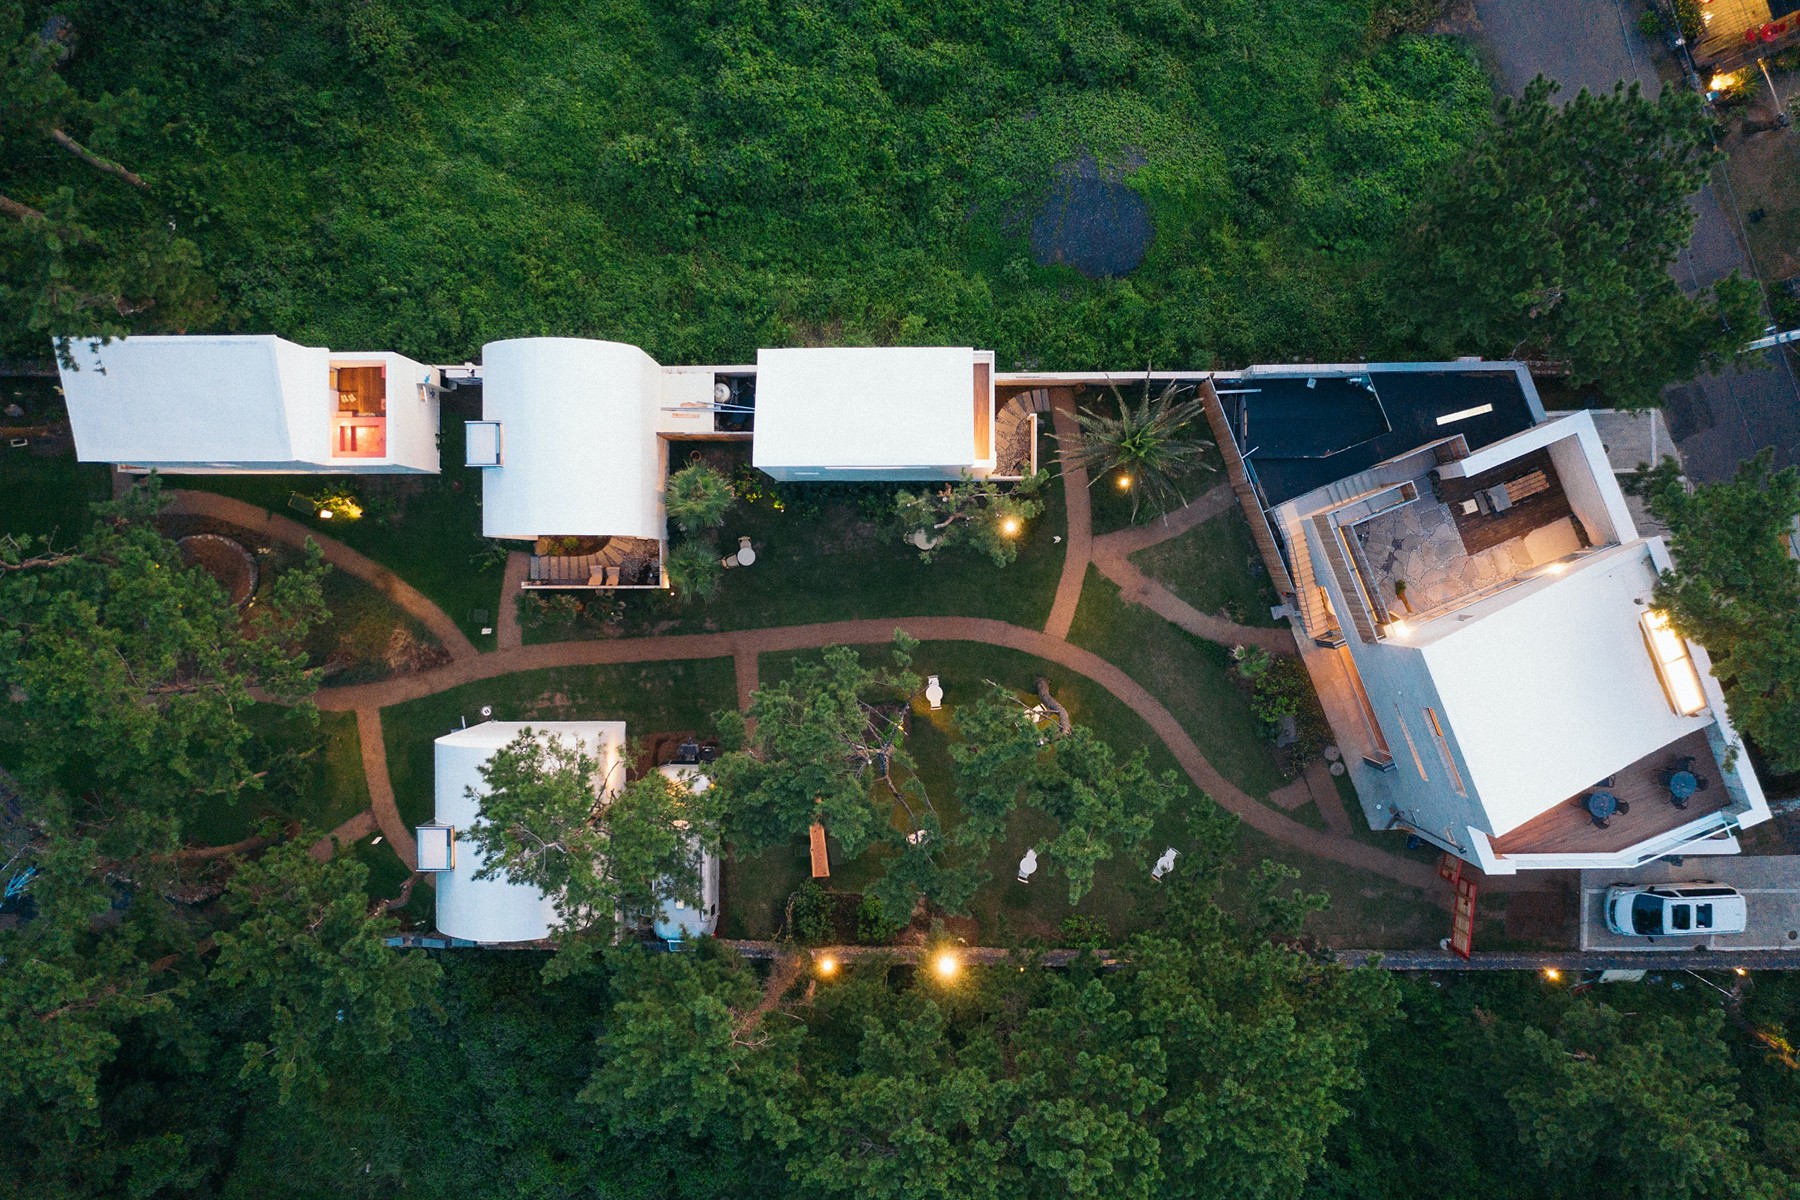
top-left (855, 893), bottom-right (900, 944)
top-left (665, 540), bottom-right (722, 603)
top-left (664, 462), bottom-right (736, 533)
top-left (1637, 9), bottom-right (1664, 37)
top-left (789, 882), bottom-right (834, 945)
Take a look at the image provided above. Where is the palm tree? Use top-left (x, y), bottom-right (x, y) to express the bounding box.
top-left (663, 461), bottom-right (736, 533)
top-left (1057, 373), bottom-right (1215, 520)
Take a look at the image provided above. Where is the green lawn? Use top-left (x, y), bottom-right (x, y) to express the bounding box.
top-left (0, 441), bottom-right (111, 544)
top-left (1084, 432), bottom-right (1226, 537)
top-left (380, 658), bottom-right (739, 830)
top-left (180, 403), bottom-right (504, 651)
top-left (1066, 567), bottom-right (1289, 801)
top-left (187, 706), bottom-right (371, 846)
top-left (310, 566), bottom-right (448, 687)
top-left (1131, 508), bottom-right (1282, 628)
top-left (728, 639), bottom-right (1445, 948)
top-left (524, 436), bottom-right (1067, 643)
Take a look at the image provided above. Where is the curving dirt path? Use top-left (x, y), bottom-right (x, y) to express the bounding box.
top-left (356, 707), bottom-right (418, 870)
top-left (191, 457), bottom-right (1441, 892)
top-left (314, 615), bottom-right (1438, 889)
top-left (164, 488), bottom-right (479, 661)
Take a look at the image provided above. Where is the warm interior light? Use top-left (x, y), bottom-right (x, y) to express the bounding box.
top-left (1543, 561), bottom-right (1568, 576)
top-left (1116, 473), bottom-right (1132, 490)
top-left (1709, 73), bottom-right (1734, 90)
top-left (817, 956), bottom-right (837, 977)
top-left (933, 950), bottom-right (959, 980)
top-left (1542, 967), bottom-right (1561, 982)
top-left (1642, 610), bottom-right (1707, 717)
top-left (1000, 516), bottom-right (1021, 537)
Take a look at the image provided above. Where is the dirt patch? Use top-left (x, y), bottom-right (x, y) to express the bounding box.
top-left (1029, 155), bottom-right (1153, 278)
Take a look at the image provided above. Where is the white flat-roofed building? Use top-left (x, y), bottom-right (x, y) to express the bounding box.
top-left (752, 346), bottom-right (996, 482)
top-left (56, 334), bottom-right (439, 474)
top-left (429, 720), bottom-right (627, 945)
top-left (1253, 397), bottom-right (1770, 874)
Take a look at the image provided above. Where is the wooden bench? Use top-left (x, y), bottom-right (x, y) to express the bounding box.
top-left (1504, 470), bottom-right (1550, 504)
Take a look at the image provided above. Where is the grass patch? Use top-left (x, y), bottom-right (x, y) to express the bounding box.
top-left (1066, 567), bottom-right (1289, 801)
top-left (522, 438), bottom-right (1066, 643)
top-left (186, 707), bottom-right (371, 846)
top-left (0, 436), bottom-right (112, 544)
top-left (379, 659), bottom-right (738, 831)
top-left (1131, 508), bottom-right (1282, 627)
top-left (180, 401), bottom-right (504, 651)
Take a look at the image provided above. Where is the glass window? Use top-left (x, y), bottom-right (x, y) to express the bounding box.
top-left (1631, 895), bottom-right (1663, 935)
top-left (1696, 904), bottom-right (1714, 929)
top-left (1642, 610), bottom-right (1707, 716)
top-left (1672, 904), bottom-right (1692, 931)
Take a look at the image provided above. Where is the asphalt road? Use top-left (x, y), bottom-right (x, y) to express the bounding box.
top-left (1471, 0), bottom-right (1800, 480)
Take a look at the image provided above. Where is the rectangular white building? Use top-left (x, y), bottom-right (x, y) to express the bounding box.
top-left (1226, 366), bottom-right (1770, 874)
top-left (57, 334), bottom-right (440, 474)
top-left (752, 345), bottom-right (997, 482)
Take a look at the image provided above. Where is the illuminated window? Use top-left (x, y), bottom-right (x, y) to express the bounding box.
top-left (1393, 706), bottom-right (1429, 781)
top-left (1423, 708), bottom-right (1467, 796)
top-left (1641, 611), bottom-right (1707, 717)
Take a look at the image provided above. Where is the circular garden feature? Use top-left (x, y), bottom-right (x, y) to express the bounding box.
top-left (176, 534), bottom-right (259, 607)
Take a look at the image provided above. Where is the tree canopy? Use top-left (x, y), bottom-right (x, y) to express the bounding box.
top-left (1405, 78), bottom-right (1761, 407)
top-left (1634, 451), bottom-right (1800, 771)
top-left (466, 727), bottom-right (717, 945)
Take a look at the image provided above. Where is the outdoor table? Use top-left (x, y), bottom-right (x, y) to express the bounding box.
top-left (1587, 791), bottom-right (1619, 821)
top-left (1670, 771), bottom-right (1698, 802)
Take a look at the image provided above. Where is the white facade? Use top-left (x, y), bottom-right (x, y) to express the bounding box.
top-left (57, 334), bottom-right (439, 474)
top-left (432, 720), bottom-right (627, 945)
top-left (1278, 410), bottom-right (1769, 873)
top-left (753, 346), bottom-right (997, 481)
top-left (476, 338), bottom-right (668, 540)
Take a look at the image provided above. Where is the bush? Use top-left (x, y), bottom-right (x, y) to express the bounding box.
top-left (1637, 9), bottom-right (1664, 37)
top-left (665, 540), bottom-right (722, 604)
top-left (855, 893), bottom-right (900, 944)
top-left (664, 462), bottom-right (736, 533)
top-left (789, 882), bottom-right (834, 945)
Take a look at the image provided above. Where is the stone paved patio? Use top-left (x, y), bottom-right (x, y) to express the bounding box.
top-left (1354, 498), bottom-right (1581, 614)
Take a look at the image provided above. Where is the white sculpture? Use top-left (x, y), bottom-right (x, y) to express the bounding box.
top-left (1017, 848), bottom-right (1038, 883)
top-left (924, 675), bottom-right (944, 710)
top-left (1151, 847), bottom-right (1179, 880)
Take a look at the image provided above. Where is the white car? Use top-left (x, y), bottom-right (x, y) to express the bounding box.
top-left (1603, 884), bottom-right (1747, 938)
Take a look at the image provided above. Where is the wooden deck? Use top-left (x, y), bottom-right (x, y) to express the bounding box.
top-left (1491, 728), bottom-right (1729, 857)
top-left (1433, 447), bottom-right (1581, 555)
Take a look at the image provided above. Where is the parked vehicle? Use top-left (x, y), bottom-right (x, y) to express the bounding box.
top-left (1603, 883), bottom-right (1747, 938)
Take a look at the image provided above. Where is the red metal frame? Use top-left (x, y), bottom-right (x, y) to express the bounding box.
top-left (1450, 876), bottom-right (1478, 960)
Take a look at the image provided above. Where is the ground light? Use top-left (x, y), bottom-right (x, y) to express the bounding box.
top-left (816, 955), bottom-right (838, 977)
top-left (1542, 967), bottom-right (1561, 983)
top-left (1116, 473), bottom-right (1132, 490)
top-left (1000, 516), bottom-right (1021, 537)
top-left (933, 949), bottom-right (960, 982)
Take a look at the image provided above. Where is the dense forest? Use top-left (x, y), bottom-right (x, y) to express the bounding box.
top-left (5, 1), bottom-right (1797, 1197)
top-left (0, 0), bottom-right (1755, 401)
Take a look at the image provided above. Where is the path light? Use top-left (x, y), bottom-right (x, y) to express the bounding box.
top-left (817, 955), bottom-right (838, 977)
top-left (1735, 967), bottom-right (1749, 977)
top-left (933, 949), bottom-right (960, 982)
top-left (1542, 967), bottom-right (1561, 983)
top-left (1000, 516), bottom-right (1021, 537)
top-left (1116, 473), bottom-right (1132, 490)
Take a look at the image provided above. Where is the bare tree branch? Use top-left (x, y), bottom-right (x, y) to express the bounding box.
top-left (48, 128), bottom-right (149, 190)
top-left (0, 192), bottom-right (47, 222)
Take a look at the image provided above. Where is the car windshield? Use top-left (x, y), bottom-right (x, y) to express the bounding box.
top-left (1631, 894), bottom-right (1664, 935)
top-left (1672, 904), bottom-right (1691, 931)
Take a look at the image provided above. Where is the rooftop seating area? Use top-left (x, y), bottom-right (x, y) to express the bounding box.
top-left (1349, 448), bottom-right (1588, 621)
top-left (1488, 727), bottom-right (1731, 857)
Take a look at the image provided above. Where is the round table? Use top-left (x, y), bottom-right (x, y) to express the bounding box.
top-left (1587, 791), bottom-right (1619, 821)
top-left (1670, 771), bottom-right (1698, 801)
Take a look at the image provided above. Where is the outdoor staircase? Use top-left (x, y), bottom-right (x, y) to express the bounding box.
top-left (528, 537), bottom-right (660, 588)
top-left (991, 389), bottom-right (1049, 480)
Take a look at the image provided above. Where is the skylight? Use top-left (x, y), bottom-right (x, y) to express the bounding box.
top-left (1641, 610), bottom-right (1707, 717)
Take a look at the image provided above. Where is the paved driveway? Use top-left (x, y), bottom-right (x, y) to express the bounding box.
top-left (1470, 0), bottom-right (1800, 479)
top-left (1580, 856), bottom-right (1800, 951)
